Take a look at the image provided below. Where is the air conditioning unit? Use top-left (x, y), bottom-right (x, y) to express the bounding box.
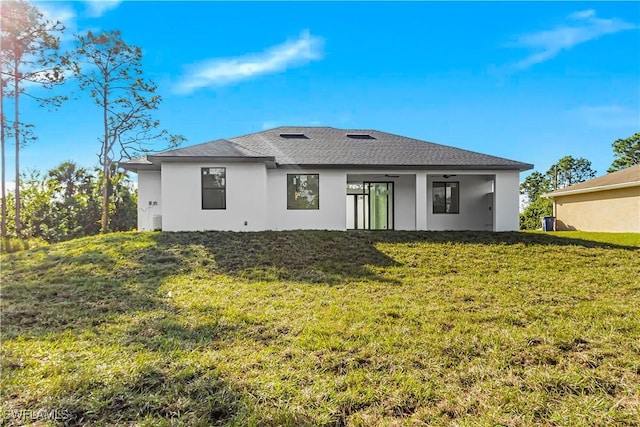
top-left (151, 214), bottom-right (162, 231)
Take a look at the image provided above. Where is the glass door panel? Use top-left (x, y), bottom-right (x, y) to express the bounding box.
top-left (346, 195), bottom-right (355, 229)
top-left (356, 194), bottom-right (367, 229)
top-left (346, 193), bottom-right (370, 230)
top-left (366, 182), bottom-right (394, 230)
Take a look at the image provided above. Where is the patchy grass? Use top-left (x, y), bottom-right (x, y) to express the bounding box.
top-left (1, 236), bottom-right (48, 254)
top-left (526, 231), bottom-right (640, 248)
top-left (1, 231), bottom-right (639, 426)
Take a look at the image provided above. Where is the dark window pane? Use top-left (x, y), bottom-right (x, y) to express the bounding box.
top-left (202, 167), bottom-right (226, 209)
top-left (433, 183), bottom-right (446, 213)
top-left (287, 174), bottom-right (319, 209)
top-left (433, 182), bottom-right (459, 214)
top-left (202, 189), bottom-right (226, 209)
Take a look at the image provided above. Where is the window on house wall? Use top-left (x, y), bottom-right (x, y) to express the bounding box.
top-left (433, 182), bottom-right (459, 214)
top-left (287, 174), bottom-right (319, 209)
top-left (202, 167), bottom-right (226, 209)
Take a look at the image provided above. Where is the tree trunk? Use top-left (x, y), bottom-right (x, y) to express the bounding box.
top-left (100, 85), bottom-right (109, 233)
top-left (13, 59), bottom-right (21, 237)
top-left (101, 163), bottom-right (109, 233)
top-left (1, 75), bottom-right (6, 238)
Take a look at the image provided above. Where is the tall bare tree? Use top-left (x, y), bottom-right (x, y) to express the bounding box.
top-left (0, 0), bottom-right (68, 236)
top-left (1, 74), bottom-right (6, 237)
top-left (75, 30), bottom-right (182, 232)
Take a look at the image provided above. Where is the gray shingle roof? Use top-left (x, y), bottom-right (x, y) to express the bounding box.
top-left (121, 127), bottom-right (533, 171)
top-left (230, 127), bottom-right (532, 169)
top-left (155, 139), bottom-right (270, 158)
top-left (546, 164), bottom-right (640, 197)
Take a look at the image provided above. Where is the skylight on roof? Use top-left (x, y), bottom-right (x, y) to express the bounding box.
top-left (346, 134), bottom-right (375, 140)
top-left (279, 133), bottom-right (308, 139)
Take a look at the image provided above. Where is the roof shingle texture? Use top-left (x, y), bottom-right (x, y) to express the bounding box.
top-left (226, 127), bottom-right (530, 168)
top-left (547, 164), bottom-right (640, 196)
top-left (155, 139), bottom-right (269, 158)
top-left (125, 127), bottom-right (532, 170)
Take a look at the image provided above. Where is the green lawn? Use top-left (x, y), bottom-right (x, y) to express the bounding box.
top-left (1, 231), bottom-right (639, 426)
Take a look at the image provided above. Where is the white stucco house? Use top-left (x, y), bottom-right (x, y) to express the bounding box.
top-left (121, 127), bottom-right (533, 232)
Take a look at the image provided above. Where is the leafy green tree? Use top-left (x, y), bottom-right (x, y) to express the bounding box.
top-left (520, 171), bottom-right (550, 202)
top-left (519, 197), bottom-right (553, 230)
top-left (108, 169), bottom-right (137, 232)
top-left (608, 132), bottom-right (640, 173)
top-left (545, 156), bottom-right (596, 190)
top-left (74, 30), bottom-right (182, 233)
top-left (520, 156), bottom-right (596, 230)
top-left (4, 162), bottom-right (137, 242)
top-left (6, 169), bottom-right (53, 240)
top-left (0, 0), bottom-right (69, 236)
top-left (47, 161), bottom-right (100, 239)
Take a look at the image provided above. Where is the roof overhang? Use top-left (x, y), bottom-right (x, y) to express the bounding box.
top-left (121, 157), bottom-right (532, 173)
top-left (275, 163), bottom-right (534, 171)
top-left (544, 181), bottom-right (640, 198)
top-left (120, 155), bottom-right (277, 172)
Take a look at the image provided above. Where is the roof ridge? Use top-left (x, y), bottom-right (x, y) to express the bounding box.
top-left (371, 129), bottom-right (532, 166)
top-left (155, 138), bottom-right (233, 156)
top-left (153, 138), bottom-right (272, 158)
top-left (232, 126), bottom-right (337, 139)
top-left (225, 138), bottom-right (271, 157)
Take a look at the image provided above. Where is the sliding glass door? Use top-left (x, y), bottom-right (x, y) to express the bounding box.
top-left (347, 182), bottom-right (394, 230)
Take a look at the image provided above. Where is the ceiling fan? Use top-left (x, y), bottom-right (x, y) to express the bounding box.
top-left (373, 174), bottom-right (400, 178)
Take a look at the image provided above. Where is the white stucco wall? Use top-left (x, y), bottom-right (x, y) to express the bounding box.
top-left (393, 175), bottom-right (417, 230)
top-left (161, 162), bottom-right (268, 231)
top-left (415, 173), bottom-right (428, 230)
top-left (135, 164), bottom-right (523, 232)
top-left (266, 169), bottom-right (347, 230)
top-left (426, 174), bottom-right (495, 231)
top-left (137, 170), bottom-right (162, 231)
top-left (493, 170), bottom-right (520, 231)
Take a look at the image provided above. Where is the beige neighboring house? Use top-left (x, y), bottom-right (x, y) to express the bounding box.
top-left (545, 164), bottom-right (640, 232)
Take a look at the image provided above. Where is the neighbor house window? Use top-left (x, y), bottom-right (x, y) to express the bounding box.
top-left (202, 167), bottom-right (226, 209)
top-left (287, 174), bottom-right (319, 209)
top-left (433, 182), bottom-right (459, 214)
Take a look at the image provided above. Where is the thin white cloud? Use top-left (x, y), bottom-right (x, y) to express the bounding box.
top-left (507, 10), bottom-right (636, 71)
top-left (35, 2), bottom-right (77, 42)
top-left (568, 9), bottom-right (596, 20)
top-left (175, 30), bottom-right (324, 94)
top-left (37, 2), bottom-right (76, 26)
top-left (84, 0), bottom-right (123, 18)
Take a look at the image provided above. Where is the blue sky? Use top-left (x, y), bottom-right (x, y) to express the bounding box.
top-left (7, 1), bottom-right (640, 184)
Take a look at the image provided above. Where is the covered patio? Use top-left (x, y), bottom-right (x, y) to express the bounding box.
top-left (345, 171), bottom-right (517, 231)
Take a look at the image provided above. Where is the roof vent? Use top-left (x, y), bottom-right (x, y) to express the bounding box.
top-left (279, 133), bottom-right (308, 139)
top-left (346, 133), bottom-right (375, 140)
